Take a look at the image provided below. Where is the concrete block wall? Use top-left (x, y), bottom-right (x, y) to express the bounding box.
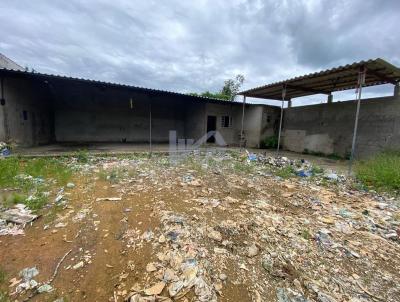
top-left (283, 95), bottom-right (400, 158)
top-left (203, 103), bottom-right (279, 148)
top-left (0, 77), bottom-right (53, 146)
top-left (0, 74), bottom-right (279, 148)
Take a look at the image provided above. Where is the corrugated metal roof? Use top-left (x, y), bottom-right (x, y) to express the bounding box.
top-left (0, 53), bottom-right (24, 71)
top-left (0, 66), bottom-right (249, 105)
top-left (240, 58), bottom-right (400, 100)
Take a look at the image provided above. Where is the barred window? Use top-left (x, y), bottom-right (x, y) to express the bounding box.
top-left (221, 116), bottom-right (232, 128)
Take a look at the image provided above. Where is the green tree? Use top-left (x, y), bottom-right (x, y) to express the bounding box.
top-left (221, 74), bottom-right (245, 99)
top-left (189, 74), bottom-right (245, 101)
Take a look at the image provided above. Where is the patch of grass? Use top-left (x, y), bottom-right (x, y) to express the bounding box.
top-left (260, 136), bottom-right (279, 149)
top-left (75, 149), bottom-right (89, 163)
top-left (300, 229), bottom-right (312, 240)
top-left (275, 166), bottom-right (296, 179)
top-left (1, 193), bottom-right (27, 208)
top-left (181, 155), bottom-right (205, 174)
top-left (0, 157), bottom-right (72, 188)
top-left (44, 204), bottom-right (64, 223)
top-left (0, 157), bottom-right (72, 210)
top-left (0, 267), bottom-right (6, 285)
top-left (98, 168), bottom-right (126, 183)
top-left (24, 191), bottom-right (49, 211)
top-left (232, 161), bottom-right (255, 174)
top-left (0, 291), bottom-right (10, 302)
top-left (355, 150), bottom-right (400, 193)
top-left (311, 165), bottom-right (324, 174)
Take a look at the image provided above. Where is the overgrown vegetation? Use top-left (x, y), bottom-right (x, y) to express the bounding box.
top-left (0, 157), bottom-right (72, 210)
top-left (355, 150), bottom-right (400, 193)
top-left (276, 166), bottom-right (296, 179)
top-left (0, 267), bottom-right (9, 302)
top-left (75, 149), bottom-right (90, 163)
top-left (260, 136), bottom-right (278, 149)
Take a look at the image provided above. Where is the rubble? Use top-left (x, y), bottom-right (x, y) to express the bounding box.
top-left (0, 204), bottom-right (38, 236)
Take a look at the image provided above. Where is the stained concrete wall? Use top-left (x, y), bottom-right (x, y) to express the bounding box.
top-left (0, 77), bottom-right (53, 146)
top-left (283, 95), bottom-right (400, 158)
top-left (203, 103), bottom-right (279, 147)
top-left (0, 74), bottom-right (279, 148)
top-left (52, 81), bottom-right (187, 143)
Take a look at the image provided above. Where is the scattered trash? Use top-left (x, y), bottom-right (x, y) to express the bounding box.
top-left (2, 152), bottom-right (399, 302)
top-left (247, 243), bottom-right (259, 257)
top-left (143, 281), bottom-right (165, 295)
top-left (72, 261), bottom-right (84, 270)
top-left (95, 197), bottom-right (122, 202)
top-left (296, 170), bottom-right (313, 177)
top-left (37, 283), bottom-right (53, 293)
top-left (0, 141), bottom-right (11, 157)
top-left (66, 182), bottom-right (75, 188)
top-left (324, 172), bottom-right (339, 181)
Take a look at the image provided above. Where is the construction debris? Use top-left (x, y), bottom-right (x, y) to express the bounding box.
top-left (0, 204), bottom-right (38, 236)
top-left (1, 151), bottom-right (399, 302)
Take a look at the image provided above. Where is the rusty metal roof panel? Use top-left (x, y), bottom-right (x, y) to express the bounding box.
top-left (240, 58), bottom-right (400, 100)
top-left (0, 67), bottom-right (244, 105)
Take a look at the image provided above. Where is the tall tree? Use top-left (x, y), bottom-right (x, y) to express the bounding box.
top-left (220, 74), bottom-right (245, 100)
top-left (189, 74), bottom-right (245, 100)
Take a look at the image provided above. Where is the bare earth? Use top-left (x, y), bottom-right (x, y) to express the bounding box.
top-left (0, 152), bottom-right (399, 302)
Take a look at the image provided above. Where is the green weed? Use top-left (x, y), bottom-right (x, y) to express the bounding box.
top-left (275, 166), bottom-right (295, 179)
top-left (300, 229), bottom-right (312, 240)
top-left (0, 157), bottom-right (72, 210)
top-left (75, 149), bottom-right (89, 163)
top-left (311, 165), bottom-right (324, 174)
top-left (232, 161), bottom-right (255, 174)
top-left (355, 150), bottom-right (400, 193)
top-left (0, 193), bottom-right (27, 208)
top-left (0, 267), bottom-right (5, 284)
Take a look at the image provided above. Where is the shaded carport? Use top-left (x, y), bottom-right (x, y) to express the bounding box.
top-left (239, 58), bottom-right (400, 172)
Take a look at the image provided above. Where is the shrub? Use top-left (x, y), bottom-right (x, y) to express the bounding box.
top-left (260, 136), bottom-right (279, 149)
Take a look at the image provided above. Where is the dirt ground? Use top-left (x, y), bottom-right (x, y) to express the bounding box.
top-left (0, 152), bottom-right (399, 302)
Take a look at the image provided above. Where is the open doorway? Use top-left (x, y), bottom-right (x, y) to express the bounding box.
top-left (207, 115), bottom-right (216, 143)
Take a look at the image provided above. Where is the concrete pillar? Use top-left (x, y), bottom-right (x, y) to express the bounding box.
top-left (288, 99), bottom-right (292, 108)
top-left (394, 83), bottom-right (400, 97)
top-left (327, 94), bottom-right (333, 103)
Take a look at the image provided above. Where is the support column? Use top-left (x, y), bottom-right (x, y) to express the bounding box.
top-left (276, 85), bottom-right (286, 156)
top-left (348, 66), bottom-right (366, 174)
top-left (288, 99), bottom-right (292, 108)
top-left (149, 101), bottom-right (152, 155)
top-left (327, 93), bottom-right (333, 103)
top-left (0, 77), bottom-right (9, 141)
top-left (239, 95), bottom-right (246, 150)
top-left (394, 82), bottom-right (400, 97)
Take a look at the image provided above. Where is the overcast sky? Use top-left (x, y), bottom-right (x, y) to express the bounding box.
top-left (0, 0), bottom-right (399, 106)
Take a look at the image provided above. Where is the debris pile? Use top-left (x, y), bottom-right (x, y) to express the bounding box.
top-left (0, 204), bottom-right (38, 235)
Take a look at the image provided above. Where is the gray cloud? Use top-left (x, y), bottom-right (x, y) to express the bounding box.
top-left (0, 0), bottom-right (399, 106)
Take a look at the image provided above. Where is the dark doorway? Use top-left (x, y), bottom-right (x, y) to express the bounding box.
top-left (207, 115), bottom-right (217, 143)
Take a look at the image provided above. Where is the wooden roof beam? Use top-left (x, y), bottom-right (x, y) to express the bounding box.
top-left (367, 69), bottom-right (398, 85)
top-left (286, 84), bottom-right (331, 95)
